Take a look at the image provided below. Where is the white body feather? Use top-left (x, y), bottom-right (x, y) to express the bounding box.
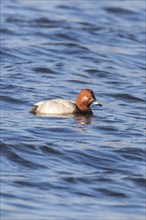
top-left (33, 99), bottom-right (76, 115)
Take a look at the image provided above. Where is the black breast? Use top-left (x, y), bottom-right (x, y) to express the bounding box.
top-left (73, 106), bottom-right (93, 116)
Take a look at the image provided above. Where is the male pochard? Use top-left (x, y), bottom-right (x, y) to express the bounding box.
top-left (30, 88), bottom-right (102, 116)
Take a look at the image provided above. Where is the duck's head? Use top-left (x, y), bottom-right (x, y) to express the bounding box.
top-left (75, 89), bottom-right (102, 113)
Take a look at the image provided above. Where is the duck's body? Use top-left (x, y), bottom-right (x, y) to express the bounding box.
top-left (31, 99), bottom-right (76, 115)
top-left (30, 89), bottom-right (102, 116)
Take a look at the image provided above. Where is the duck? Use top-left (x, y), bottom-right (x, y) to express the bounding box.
top-left (30, 88), bottom-right (102, 116)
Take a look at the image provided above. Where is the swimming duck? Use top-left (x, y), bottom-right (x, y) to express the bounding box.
top-left (30, 88), bottom-right (102, 116)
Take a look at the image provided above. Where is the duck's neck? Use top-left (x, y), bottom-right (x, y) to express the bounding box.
top-left (73, 106), bottom-right (93, 116)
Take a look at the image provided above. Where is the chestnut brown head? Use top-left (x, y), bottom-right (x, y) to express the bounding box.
top-left (76, 89), bottom-right (102, 112)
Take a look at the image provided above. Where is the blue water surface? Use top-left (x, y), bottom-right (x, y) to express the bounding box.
top-left (1, 0), bottom-right (146, 220)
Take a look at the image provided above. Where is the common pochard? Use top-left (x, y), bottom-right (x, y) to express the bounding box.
top-left (30, 88), bottom-right (102, 116)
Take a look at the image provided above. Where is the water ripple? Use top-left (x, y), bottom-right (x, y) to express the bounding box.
top-left (1, 0), bottom-right (145, 219)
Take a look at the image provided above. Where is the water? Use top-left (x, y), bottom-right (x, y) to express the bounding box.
top-left (1, 0), bottom-right (146, 219)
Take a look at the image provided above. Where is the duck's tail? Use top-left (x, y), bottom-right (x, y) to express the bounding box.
top-left (30, 105), bottom-right (38, 114)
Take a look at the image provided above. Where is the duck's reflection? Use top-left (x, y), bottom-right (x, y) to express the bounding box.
top-left (31, 112), bottom-right (93, 124)
top-left (74, 115), bottom-right (92, 124)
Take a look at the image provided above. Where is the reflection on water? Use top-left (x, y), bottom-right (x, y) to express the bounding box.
top-left (74, 115), bottom-right (93, 124)
top-left (31, 112), bottom-right (93, 124)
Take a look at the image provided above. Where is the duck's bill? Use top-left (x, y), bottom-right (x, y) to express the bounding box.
top-left (92, 101), bottom-right (102, 106)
